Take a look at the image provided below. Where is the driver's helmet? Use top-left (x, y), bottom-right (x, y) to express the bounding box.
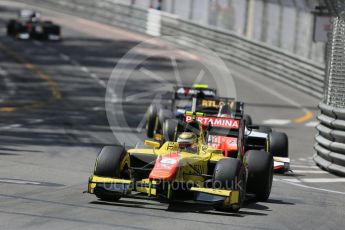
top-left (177, 132), bottom-right (197, 149)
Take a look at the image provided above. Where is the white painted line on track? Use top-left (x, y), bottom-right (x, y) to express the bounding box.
top-left (92, 107), bottom-right (104, 111)
top-left (109, 126), bottom-right (138, 132)
top-left (71, 60), bottom-right (80, 66)
top-left (291, 170), bottom-right (328, 174)
top-left (280, 178), bottom-right (300, 183)
top-left (0, 67), bottom-right (8, 76)
top-left (0, 179), bottom-right (41, 185)
top-left (281, 178), bottom-right (345, 183)
top-left (46, 47), bottom-right (55, 53)
top-left (90, 73), bottom-right (98, 79)
top-left (0, 119), bottom-right (46, 130)
top-left (231, 69), bottom-right (311, 115)
top-left (98, 80), bottom-right (106, 87)
top-left (300, 178), bottom-right (345, 183)
top-left (0, 66), bottom-right (17, 102)
top-left (136, 115), bottom-right (147, 133)
top-left (274, 178), bottom-right (345, 195)
top-left (33, 41), bottom-right (43, 46)
top-left (262, 119), bottom-right (291, 125)
top-left (291, 165), bottom-right (319, 169)
top-left (29, 118), bottom-right (44, 124)
top-left (81, 66), bottom-right (89, 73)
top-left (298, 158), bottom-right (308, 162)
top-left (305, 121), bottom-right (319, 127)
top-left (56, 51), bottom-right (109, 95)
top-left (8, 124), bottom-right (22, 128)
top-left (59, 53), bottom-right (71, 61)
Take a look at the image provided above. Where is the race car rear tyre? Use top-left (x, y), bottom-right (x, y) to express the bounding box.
top-left (245, 150), bottom-right (273, 201)
top-left (269, 132), bottom-right (288, 157)
top-left (163, 119), bottom-right (179, 142)
top-left (213, 158), bottom-right (246, 212)
top-left (158, 109), bottom-right (173, 131)
top-left (6, 20), bottom-right (16, 36)
top-left (146, 104), bottom-right (159, 138)
top-left (244, 114), bottom-right (253, 126)
top-left (94, 146), bottom-right (128, 202)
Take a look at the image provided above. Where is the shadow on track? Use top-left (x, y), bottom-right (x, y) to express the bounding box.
top-left (90, 195), bottom-right (297, 218)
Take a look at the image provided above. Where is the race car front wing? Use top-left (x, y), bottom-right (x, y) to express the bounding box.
top-left (88, 175), bottom-right (239, 205)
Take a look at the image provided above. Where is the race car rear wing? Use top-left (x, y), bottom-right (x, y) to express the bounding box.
top-left (185, 112), bottom-right (240, 130)
top-left (173, 86), bottom-right (216, 100)
top-left (190, 97), bottom-right (244, 119)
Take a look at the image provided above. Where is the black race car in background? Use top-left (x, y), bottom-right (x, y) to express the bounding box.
top-left (146, 85), bottom-right (253, 143)
top-left (146, 84), bottom-right (217, 140)
top-left (7, 9), bottom-right (61, 41)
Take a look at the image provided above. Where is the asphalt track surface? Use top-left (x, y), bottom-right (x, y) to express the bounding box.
top-left (0, 1), bottom-right (344, 230)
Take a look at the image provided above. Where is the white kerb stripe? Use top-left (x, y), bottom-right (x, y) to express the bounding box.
top-left (262, 119), bottom-right (291, 125)
top-left (283, 178), bottom-right (345, 183)
top-left (292, 170), bottom-right (328, 174)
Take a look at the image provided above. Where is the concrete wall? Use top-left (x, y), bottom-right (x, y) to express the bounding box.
top-left (127, 0), bottom-right (326, 65)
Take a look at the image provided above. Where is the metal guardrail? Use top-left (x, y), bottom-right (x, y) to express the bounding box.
top-left (161, 18), bottom-right (325, 98)
top-left (17, 0), bottom-right (325, 99)
top-left (315, 103), bottom-right (345, 176)
top-left (314, 9), bottom-right (345, 177)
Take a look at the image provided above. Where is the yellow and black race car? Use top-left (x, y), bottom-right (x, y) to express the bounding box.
top-left (88, 108), bottom-right (273, 212)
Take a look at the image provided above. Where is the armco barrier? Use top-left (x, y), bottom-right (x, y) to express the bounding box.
top-left (15, 0), bottom-right (325, 99)
top-left (315, 103), bottom-right (345, 176)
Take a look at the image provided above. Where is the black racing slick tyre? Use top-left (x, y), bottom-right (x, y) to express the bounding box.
top-left (93, 146), bottom-right (128, 202)
top-left (245, 150), bottom-right (273, 201)
top-left (163, 119), bottom-right (178, 142)
top-left (146, 104), bottom-right (159, 138)
top-left (269, 131), bottom-right (288, 157)
top-left (213, 158), bottom-right (246, 212)
top-left (243, 114), bottom-right (253, 126)
top-left (6, 20), bottom-right (16, 36)
top-left (158, 109), bottom-right (173, 130)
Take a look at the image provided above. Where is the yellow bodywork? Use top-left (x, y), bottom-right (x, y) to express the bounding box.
top-left (88, 140), bottom-right (239, 206)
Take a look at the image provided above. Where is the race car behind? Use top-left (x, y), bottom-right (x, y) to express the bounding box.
top-left (7, 9), bottom-right (61, 41)
top-left (146, 84), bottom-right (217, 140)
top-left (162, 98), bottom-right (291, 173)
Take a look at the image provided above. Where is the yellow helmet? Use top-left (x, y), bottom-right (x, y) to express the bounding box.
top-left (193, 84), bottom-right (209, 89)
top-left (177, 132), bottom-right (197, 148)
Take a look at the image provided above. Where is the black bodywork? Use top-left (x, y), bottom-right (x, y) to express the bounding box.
top-left (7, 11), bottom-right (61, 40)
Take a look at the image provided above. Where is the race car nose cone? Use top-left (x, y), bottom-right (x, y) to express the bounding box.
top-left (149, 154), bottom-right (179, 181)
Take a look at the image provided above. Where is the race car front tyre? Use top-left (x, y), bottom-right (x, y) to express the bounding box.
top-left (163, 119), bottom-right (178, 142)
top-left (243, 114), bottom-right (253, 126)
top-left (93, 146), bottom-right (128, 201)
top-left (245, 150), bottom-right (273, 201)
top-left (212, 158), bottom-right (246, 212)
top-left (269, 131), bottom-right (288, 157)
top-left (146, 104), bottom-right (158, 138)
